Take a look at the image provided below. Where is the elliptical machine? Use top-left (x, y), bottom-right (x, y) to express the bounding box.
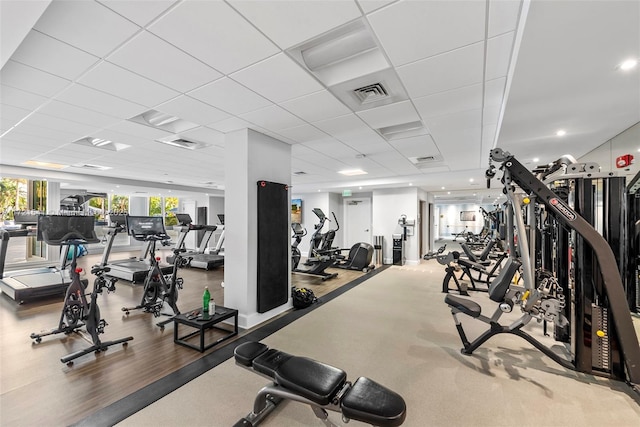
top-left (292, 208), bottom-right (340, 281)
top-left (121, 216), bottom-right (187, 329)
top-left (30, 215), bottom-right (133, 366)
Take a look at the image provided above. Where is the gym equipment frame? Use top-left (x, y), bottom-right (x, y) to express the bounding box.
top-left (452, 148), bottom-right (640, 391)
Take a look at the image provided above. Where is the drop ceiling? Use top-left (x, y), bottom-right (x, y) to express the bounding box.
top-left (0, 0), bottom-right (638, 200)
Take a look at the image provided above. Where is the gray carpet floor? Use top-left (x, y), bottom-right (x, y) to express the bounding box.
top-left (118, 261), bottom-right (640, 427)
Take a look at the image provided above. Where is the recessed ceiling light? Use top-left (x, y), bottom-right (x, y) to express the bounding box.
top-left (447, 191), bottom-right (451, 195)
top-left (556, 130), bottom-right (566, 137)
top-left (359, 186), bottom-right (363, 190)
top-left (469, 178), bottom-right (474, 182)
top-left (23, 160), bottom-right (68, 170)
top-left (618, 58), bottom-right (638, 71)
top-left (533, 157), bottom-right (540, 162)
top-left (409, 183), bottom-right (413, 186)
top-left (441, 186), bottom-right (445, 190)
top-left (339, 169), bottom-right (367, 176)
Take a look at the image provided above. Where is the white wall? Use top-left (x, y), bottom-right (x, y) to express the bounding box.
top-left (371, 187), bottom-right (420, 265)
top-left (435, 203), bottom-right (494, 240)
top-left (579, 121), bottom-right (640, 179)
top-left (290, 191), bottom-right (329, 257)
top-left (224, 129), bottom-right (292, 329)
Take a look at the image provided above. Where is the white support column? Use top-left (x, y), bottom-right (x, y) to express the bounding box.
top-left (224, 129), bottom-right (292, 329)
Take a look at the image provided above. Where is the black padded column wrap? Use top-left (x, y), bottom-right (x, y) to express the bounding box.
top-left (256, 180), bottom-right (289, 313)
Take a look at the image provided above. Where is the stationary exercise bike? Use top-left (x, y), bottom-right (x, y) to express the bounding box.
top-left (30, 215), bottom-right (133, 366)
top-left (121, 216), bottom-right (187, 329)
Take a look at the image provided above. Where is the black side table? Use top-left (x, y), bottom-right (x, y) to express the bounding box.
top-left (173, 306), bottom-right (239, 352)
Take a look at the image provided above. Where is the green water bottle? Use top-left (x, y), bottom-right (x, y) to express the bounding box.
top-left (203, 286), bottom-right (211, 314)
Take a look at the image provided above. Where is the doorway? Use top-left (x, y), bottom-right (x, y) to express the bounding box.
top-left (344, 198), bottom-right (372, 246)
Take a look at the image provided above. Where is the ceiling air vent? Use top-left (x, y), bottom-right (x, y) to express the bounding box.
top-left (408, 154), bottom-right (444, 169)
top-left (292, 171), bottom-right (307, 176)
top-left (72, 163), bottom-right (112, 171)
top-left (156, 137), bottom-right (211, 150)
top-left (353, 83), bottom-right (388, 105)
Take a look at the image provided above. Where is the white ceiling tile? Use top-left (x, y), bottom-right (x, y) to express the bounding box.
top-left (105, 120), bottom-right (172, 140)
top-left (341, 136), bottom-right (391, 155)
top-left (389, 134), bottom-right (439, 158)
top-left (0, 85), bottom-right (48, 110)
top-left (397, 42), bottom-right (484, 98)
top-left (368, 0), bottom-right (485, 66)
top-left (281, 90), bottom-right (352, 123)
top-left (10, 30), bottom-right (99, 80)
top-left (357, 0), bottom-right (397, 14)
top-left (356, 100), bottom-right (420, 128)
top-left (228, 0), bottom-right (361, 49)
top-left (107, 31), bottom-right (222, 93)
top-left (0, 104), bottom-right (31, 124)
top-left (98, 0), bottom-right (178, 27)
top-left (313, 113), bottom-right (371, 137)
top-left (414, 84), bottom-right (482, 118)
top-left (276, 124), bottom-right (330, 143)
top-left (240, 105), bottom-right (306, 131)
top-left (9, 123), bottom-right (81, 143)
top-left (33, 0), bottom-right (141, 57)
top-left (486, 32), bottom-right (515, 80)
top-left (427, 109), bottom-right (482, 135)
top-left (178, 126), bottom-right (225, 146)
top-left (78, 62), bottom-right (179, 107)
top-left (206, 118), bottom-right (255, 134)
top-left (148, 0), bottom-right (279, 74)
top-left (483, 105), bottom-right (501, 126)
top-left (488, 0), bottom-right (522, 38)
top-left (37, 100), bottom-right (121, 129)
top-left (484, 78), bottom-right (506, 108)
top-left (0, 60), bottom-right (70, 97)
top-left (230, 53), bottom-right (324, 103)
top-left (156, 95), bottom-right (231, 126)
top-left (18, 112), bottom-right (98, 138)
top-left (188, 77), bottom-right (272, 116)
top-left (302, 139), bottom-right (361, 160)
top-left (55, 84), bottom-right (147, 119)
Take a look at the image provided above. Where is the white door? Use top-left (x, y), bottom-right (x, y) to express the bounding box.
top-left (344, 198), bottom-right (372, 246)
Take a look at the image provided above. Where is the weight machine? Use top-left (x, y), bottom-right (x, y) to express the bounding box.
top-left (445, 148), bottom-right (640, 392)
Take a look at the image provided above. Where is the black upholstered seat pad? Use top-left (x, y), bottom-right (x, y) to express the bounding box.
top-left (253, 349), bottom-right (292, 379)
top-left (275, 357), bottom-right (346, 406)
top-left (444, 294), bottom-right (481, 318)
top-left (341, 377), bottom-right (407, 427)
top-left (234, 341), bottom-right (268, 367)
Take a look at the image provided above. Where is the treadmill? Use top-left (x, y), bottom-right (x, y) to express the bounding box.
top-left (166, 213), bottom-right (224, 270)
top-left (102, 214), bottom-right (173, 283)
top-left (0, 213), bottom-right (87, 304)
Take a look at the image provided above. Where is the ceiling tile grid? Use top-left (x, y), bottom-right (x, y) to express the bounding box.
top-left (2, 0), bottom-right (635, 199)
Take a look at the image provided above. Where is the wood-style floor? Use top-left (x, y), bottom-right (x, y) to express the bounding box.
top-left (0, 249), bottom-right (368, 426)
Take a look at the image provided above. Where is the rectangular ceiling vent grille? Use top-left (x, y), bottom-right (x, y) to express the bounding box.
top-left (353, 83), bottom-right (388, 104)
top-left (292, 171), bottom-right (307, 176)
top-left (156, 137), bottom-right (211, 150)
top-left (409, 155), bottom-right (444, 169)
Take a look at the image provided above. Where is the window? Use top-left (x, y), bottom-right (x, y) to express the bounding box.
top-left (110, 194), bottom-right (129, 213)
top-left (0, 177), bottom-right (28, 220)
top-left (149, 196), bottom-right (162, 217)
top-left (164, 197), bottom-right (179, 226)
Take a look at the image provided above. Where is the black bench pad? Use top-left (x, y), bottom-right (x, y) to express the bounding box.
top-left (235, 341), bottom-right (269, 366)
top-left (341, 377), bottom-right (407, 427)
top-left (444, 294), bottom-right (482, 318)
top-left (275, 356), bottom-right (346, 406)
top-left (253, 349), bottom-right (293, 379)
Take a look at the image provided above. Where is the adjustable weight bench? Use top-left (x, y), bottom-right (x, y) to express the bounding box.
top-left (233, 341), bottom-right (407, 427)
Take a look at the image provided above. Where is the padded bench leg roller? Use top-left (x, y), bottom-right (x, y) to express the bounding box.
top-left (233, 341), bottom-right (406, 427)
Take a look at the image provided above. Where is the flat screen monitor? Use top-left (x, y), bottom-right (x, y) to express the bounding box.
top-left (175, 213), bottom-right (192, 226)
top-left (37, 215), bottom-right (99, 245)
top-left (108, 213), bottom-right (128, 227)
top-left (126, 216), bottom-right (167, 239)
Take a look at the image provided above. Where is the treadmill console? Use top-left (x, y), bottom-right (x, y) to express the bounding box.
top-left (175, 213), bottom-right (193, 226)
top-left (127, 216), bottom-right (168, 241)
